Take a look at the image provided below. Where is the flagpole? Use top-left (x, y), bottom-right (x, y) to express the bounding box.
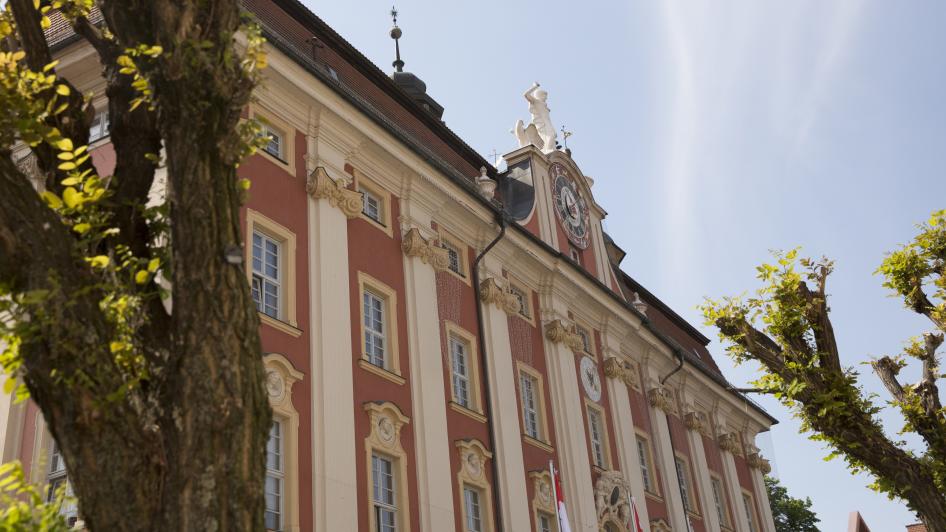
top-left (549, 460), bottom-right (560, 523)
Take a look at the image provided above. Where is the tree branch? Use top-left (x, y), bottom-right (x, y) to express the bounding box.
top-left (799, 279), bottom-right (842, 373)
top-left (716, 315), bottom-right (787, 373)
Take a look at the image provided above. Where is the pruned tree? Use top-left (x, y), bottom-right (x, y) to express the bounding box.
top-left (703, 210), bottom-right (946, 530)
top-left (0, 0), bottom-right (272, 530)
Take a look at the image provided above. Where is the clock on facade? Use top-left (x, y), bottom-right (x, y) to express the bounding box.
top-left (579, 355), bottom-right (602, 402)
top-left (549, 162), bottom-right (590, 249)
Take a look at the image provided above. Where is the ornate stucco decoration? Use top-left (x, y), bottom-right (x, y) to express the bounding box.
top-left (478, 278), bottom-right (521, 314)
top-left (647, 386), bottom-right (677, 415)
top-left (306, 166), bottom-right (363, 218)
top-left (602, 357), bottom-right (640, 390)
top-left (401, 228), bottom-right (449, 271)
top-left (545, 319), bottom-right (583, 352)
top-left (364, 401), bottom-right (410, 453)
top-left (718, 433), bottom-right (744, 457)
top-left (650, 518), bottom-right (672, 532)
top-left (747, 453), bottom-right (772, 474)
top-left (529, 470), bottom-right (556, 515)
top-left (475, 166), bottom-right (496, 199)
top-left (684, 411), bottom-right (711, 437)
top-left (593, 470), bottom-right (632, 526)
top-left (263, 353), bottom-right (304, 410)
top-left (456, 439), bottom-right (493, 483)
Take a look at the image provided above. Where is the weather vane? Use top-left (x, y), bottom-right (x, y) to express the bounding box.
top-left (390, 6), bottom-right (404, 72)
top-left (560, 125), bottom-right (573, 149)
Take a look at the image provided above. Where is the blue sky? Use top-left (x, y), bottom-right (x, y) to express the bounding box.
top-left (308, 1), bottom-right (946, 529)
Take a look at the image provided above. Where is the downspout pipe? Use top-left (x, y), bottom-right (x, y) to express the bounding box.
top-left (659, 348), bottom-right (691, 529)
top-left (472, 213), bottom-right (508, 532)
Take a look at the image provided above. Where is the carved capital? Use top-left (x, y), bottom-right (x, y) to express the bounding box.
top-left (564, 329), bottom-right (584, 353)
top-left (306, 167), bottom-right (362, 218)
top-left (479, 278), bottom-right (519, 314)
top-left (603, 357), bottom-right (625, 380)
top-left (718, 433), bottom-right (744, 456)
top-left (647, 386), bottom-right (676, 414)
top-left (401, 228), bottom-right (449, 271)
top-left (747, 452), bottom-right (771, 474)
top-left (545, 320), bottom-right (571, 344)
top-left (684, 411), bottom-right (711, 437)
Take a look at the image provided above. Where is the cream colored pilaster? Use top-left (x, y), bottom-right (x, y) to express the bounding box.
top-left (0, 374), bottom-right (26, 463)
top-left (400, 218), bottom-right (456, 532)
top-left (719, 437), bottom-right (750, 532)
top-left (747, 452), bottom-right (776, 532)
top-left (644, 374), bottom-right (688, 532)
top-left (683, 412), bottom-right (719, 532)
top-left (477, 263), bottom-right (532, 531)
top-left (306, 165), bottom-right (360, 532)
top-left (602, 355), bottom-right (651, 530)
top-left (543, 315), bottom-right (596, 531)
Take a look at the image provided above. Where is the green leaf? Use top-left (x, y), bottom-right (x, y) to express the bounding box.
top-left (40, 191), bottom-right (62, 209)
top-left (55, 84), bottom-right (70, 96)
top-left (135, 270), bottom-right (150, 284)
top-left (147, 258), bottom-right (160, 272)
top-left (87, 255), bottom-right (110, 269)
top-left (62, 187), bottom-right (80, 208)
top-left (56, 138), bottom-right (73, 151)
top-left (73, 223), bottom-right (91, 234)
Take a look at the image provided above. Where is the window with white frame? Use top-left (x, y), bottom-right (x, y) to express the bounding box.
top-left (537, 512), bottom-right (554, 532)
top-left (261, 122), bottom-right (286, 162)
top-left (88, 111), bottom-right (109, 142)
top-left (265, 420), bottom-right (284, 531)
top-left (675, 456), bottom-right (694, 513)
top-left (361, 187), bottom-right (383, 224)
top-left (587, 406), bottom-right (607, 468)
top-left (711, 477), bottom-right (731, 529)
top-left (46, 441), bottom-right (77, 526)
top-left (463, 484), bottom-right (484, 532)
top-left (252, 230), bottom-right (282, 319)
top-left (508, 284), bottom-right (530, 319)
top-left (372, 453), bottom-right (398, 532)
top-left (450, 334), bottom-right (472, 408)
top-left (636, 436), bottom-right (654, 494)
top-left (442, 240), bottom-right (464, 277)
top-left (743, 493), bottom-right (758, 532)
top-left (363, 289), bottom-right (387, 368)
top-left (520, 371), bottom-right (541, 440)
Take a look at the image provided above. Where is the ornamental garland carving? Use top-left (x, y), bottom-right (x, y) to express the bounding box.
top-left (647, 386), bottom-right (677, 415)
top-left (401, 228), bottom-right (450, 271)
top-left (650, 518), bottom-right (672, 532)
top-left (593, 470), bottom-right (632, 526)
top-left (544, 320), bottom-right (583, 352)
top-left (747, 452), bottom-right (772, 474)
top-left (684, 411), bottom-right (711, 437)
top-left (718, 433), bottom-right (744, 457)
top-left (306, 167), bottom-right (363, 218)
top-left (478, 278), bottom-right (521, 314)
top-left (602, 357), bottom-right (639, 390)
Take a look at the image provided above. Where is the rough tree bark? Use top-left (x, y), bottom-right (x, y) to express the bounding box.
top-left (0, 1), bottom-right (270, 530)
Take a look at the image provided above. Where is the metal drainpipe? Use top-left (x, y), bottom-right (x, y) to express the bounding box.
top-left (472, 213), bottom-right (507, 532)
top-left (659, 348), bottom-right (692, 531)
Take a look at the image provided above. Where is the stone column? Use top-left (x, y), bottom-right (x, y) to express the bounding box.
top-left (400, 223), bottom-right (457, 532)
top-left (645, 378), bottom-right (688, 532)
top-left (719, 433), bottom-right (751, 532)
top-left (748, 452), bottom-right (776, 532)
top-left (602, 355), bottom-right (651, 529)
top-left (306, 166), bottom-right (361, 532)
top-left (684, 412), bottom-right (720, 531)
top-left (478, 270), bottom-right (532, 531)
top-left (543, 317), bottom-right (597, 531)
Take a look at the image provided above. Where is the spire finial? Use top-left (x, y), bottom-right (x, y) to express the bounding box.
top-left (389, 6), bottom-right (404, 73)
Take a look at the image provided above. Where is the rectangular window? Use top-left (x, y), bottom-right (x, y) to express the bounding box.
top-left (636, 436), bottom-right (654, 493)
top-left (450, 335), bottom-right (471, 408)
top-left (442, 240), bottom-right (464, 277)
top-left (262, 123), bottom-right (286, 162)
top-left (363, 290), bottom-right (386, 368)
top-left (372, 454), bottom-right (398, 532)
top-left (712, 477), bottom-right (730, 528)
top-left (361, 187), bottom-right (382, 223)
top-left (46, 441), bottom-right (78, 526)
top-left (265, 421), bottom-right (284, 531)
top-left (88, 111), bottom-right (109, 142)
top-left (587, 407), bottom-right (606, 468)
top-left (508, 285), bottom-right (530, 319)
top-left (520, 372), bottom-right (540, 439)
top-left (463, 485), bottom-right (483, 532)
top-left (675, 457), bottom-right (693, 512)
top-left (743, 493), bottom-right (758, 532)
top-left (537, 512), bottom-right (554, 532)
top-left (252, 231), bottom-right (282, 319)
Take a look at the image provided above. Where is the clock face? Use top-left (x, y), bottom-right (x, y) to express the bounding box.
top-left (550, 163), bottom-right (590, 249)
top-left (580, 355), bottom-right (602, 402)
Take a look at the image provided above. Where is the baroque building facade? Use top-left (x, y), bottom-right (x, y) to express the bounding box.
top-left (0, 2), bottom-right (778, 531)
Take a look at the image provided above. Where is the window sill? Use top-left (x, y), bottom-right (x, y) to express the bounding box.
top-left (449, 401), bottom-right (487, 423)
top-left (440, 267), bottom-right (471, 287)
top-left (257, 149), bottom-right (295, 176)
top-left (523, 434), bottom-right (554, 453)
top-left (356, 212), bottom-right (394, 238)
top-left (644, 491), bottom-right (664, 503)
top-left (358, 359), bottom-right (405, 385)
top-left (591, 464), bottom-right (609, 475)
top-left (259, 313), bottom-right (302, 338)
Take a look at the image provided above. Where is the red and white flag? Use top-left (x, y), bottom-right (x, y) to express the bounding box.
top-left (628, 495), bottom-right (644, 532)
top-left (550, 461), bottom-right (572, 532)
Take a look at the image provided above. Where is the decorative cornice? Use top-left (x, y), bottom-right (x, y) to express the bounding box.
top-left (306, 166), bottom-right (362, 218)
top-left (479, 278), bottom-right (520, 314)
top-left (602, 357), bottom-right (639, 390)
top-left (684, 411), bottom-right (711, 437)
top-left (545, 319), bottom-right (583, 352)
top-left (747, 452), bottom-right (772, 474)
top-left (718, 433), bottom-right (744, 457)
top-left (401, 228), bottom-right (449, 271)
top-left (647, 386), bottom-right (677, 415)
